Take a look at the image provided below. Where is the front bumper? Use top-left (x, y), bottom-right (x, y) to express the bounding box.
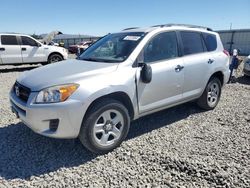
top-left (62, 51), bottom-right (68, 60)
top-left (9, 90), bottom-right (83, 139)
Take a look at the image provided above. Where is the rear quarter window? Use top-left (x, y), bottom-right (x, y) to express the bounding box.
top-left (202, 33), bottom-right (217, 51)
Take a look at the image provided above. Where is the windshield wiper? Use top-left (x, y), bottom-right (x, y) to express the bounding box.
top-left (81, 57), bottom-right (121, 63)
top-left (80, 57), bottom-right (101, 62)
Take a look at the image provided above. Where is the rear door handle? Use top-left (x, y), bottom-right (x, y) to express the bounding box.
top-left (175, 65), bottom-right (184, 72)
top-left (0, 48), bottom-right (5, 51)
top-left (208, 59), bottom-right (214, 64)
top-left (21, 48), bottom-right (26, 51)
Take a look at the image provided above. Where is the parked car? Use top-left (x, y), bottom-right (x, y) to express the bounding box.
top-left (0, 33), bottom-right (68, 65)
top-left (243, 55), bottom-right (250, 77)
top-left (68, 41), bottom-right (93, 54)
top-left (9, 24), bottom-right (230, 154)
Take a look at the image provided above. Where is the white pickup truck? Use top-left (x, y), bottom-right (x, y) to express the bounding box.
top-left (0, 33), bottom-right (68, 65)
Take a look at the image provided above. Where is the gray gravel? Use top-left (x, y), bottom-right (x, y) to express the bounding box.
top-left (0, 64), bottom-right (250, 187)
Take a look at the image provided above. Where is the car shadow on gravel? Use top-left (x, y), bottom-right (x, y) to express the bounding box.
top-left (0, 103), bottom-right (204, 180)
top-left (127, 102), bottom-right (203, 139)
top-left (0, 65), bottom-right (40, 73)
top-left (0, 123), bottom-right (97, 180)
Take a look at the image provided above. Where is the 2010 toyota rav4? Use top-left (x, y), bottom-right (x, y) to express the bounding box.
top-left (0, 34), bottom-right (68, 65)
top-left (9, 24), bottom-right (230, 154)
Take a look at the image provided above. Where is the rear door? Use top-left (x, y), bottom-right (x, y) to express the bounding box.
top-left (0, 35), bottom-right (22, 64)
top-left (20, 36), bottom-right (46, 63)
top-left (179, 31), bottom-right (210, 99)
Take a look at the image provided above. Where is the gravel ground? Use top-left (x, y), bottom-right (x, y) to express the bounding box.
top-left (0, 63), bottom-right (249, 187)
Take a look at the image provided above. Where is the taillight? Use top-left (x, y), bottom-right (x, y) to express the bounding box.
top-left (223, 50), bottom-right (230, 56)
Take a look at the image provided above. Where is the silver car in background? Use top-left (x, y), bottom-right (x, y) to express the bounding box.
top-left (9, 24), bottom-right (230, 154)
top-left (243, 55), bottom-right (250, 76)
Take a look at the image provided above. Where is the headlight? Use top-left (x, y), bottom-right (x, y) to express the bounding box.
top-left (36, 84), bottom-right (79, 103)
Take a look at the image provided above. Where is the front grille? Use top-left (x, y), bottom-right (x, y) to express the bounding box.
top-left (13, 82), bottom-right (31, 102)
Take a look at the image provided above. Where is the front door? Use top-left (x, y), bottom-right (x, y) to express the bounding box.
top-left (20, 36), bottom-right (46, 63)
top-left (136, 31), bottom-right (184, 114)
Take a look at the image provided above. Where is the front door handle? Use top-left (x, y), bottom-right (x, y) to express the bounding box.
top-left (208, 59), bottom-right (214, 64)
top-left (175, 65), bottom-right (184, 72)
top-left (0, 48), bottom-right (5, 51)
top-left (21, 48), bottom-right (26, 51)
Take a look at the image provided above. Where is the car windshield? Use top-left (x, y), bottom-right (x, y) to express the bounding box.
top-left (79, 32), bottom-right (146, 63)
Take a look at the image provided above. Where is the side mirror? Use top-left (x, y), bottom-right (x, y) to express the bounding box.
top-left (36, 43), bottom-right (42, 47)
top-left (141, 63), bottom-right (152, 83)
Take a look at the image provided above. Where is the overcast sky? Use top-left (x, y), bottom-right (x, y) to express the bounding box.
top-left (0, 0), bottom-right (250, 36)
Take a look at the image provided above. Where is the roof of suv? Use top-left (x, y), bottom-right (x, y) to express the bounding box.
top-left (121, 24), bottom-right (214, 34)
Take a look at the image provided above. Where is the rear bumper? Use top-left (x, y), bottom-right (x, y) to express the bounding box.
top-left (9, 90), bottom-right (83, 139)
top-left (68, 47), bottom-right (77, 54)
top-left (223, 69), bottom-right (230, 85)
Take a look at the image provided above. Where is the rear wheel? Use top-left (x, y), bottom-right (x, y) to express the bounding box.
top-left (197, 77), bottom-right (222, 110)
top-left (79, 99), bottom-right (130, 154)
top-left (47, 53), bottom-right (63, 64)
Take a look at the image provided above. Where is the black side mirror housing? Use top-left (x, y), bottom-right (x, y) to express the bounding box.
top-left (141, 63), bottom-right (152, 83)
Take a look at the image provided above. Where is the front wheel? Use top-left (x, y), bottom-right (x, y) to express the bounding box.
top-left (197, 77), bottom-right (222, 110)
top-left (79, 99), bottom-right (130, 154)
top-left (48, 54), bottom-right (63, 64)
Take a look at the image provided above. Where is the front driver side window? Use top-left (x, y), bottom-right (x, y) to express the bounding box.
top-left (142, 32), bottom-right (178, 63)
top-left (21, 36), bottom-right (38, 46)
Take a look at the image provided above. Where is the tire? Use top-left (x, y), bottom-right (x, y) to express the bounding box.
top-left (79, 99), bottom-right (130, 154)
top-left (197, 77), bottom-right (222, 110)
top-left (47, 53), bottom-right (63, 64)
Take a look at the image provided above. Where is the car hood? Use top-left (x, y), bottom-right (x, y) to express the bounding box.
top-left (17, 59), bottom-right (119, 91)
top-left (44, 45), bottom-right (65, 51)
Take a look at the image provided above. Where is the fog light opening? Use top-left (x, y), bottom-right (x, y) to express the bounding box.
top-left (49, 119), bottom-right (59, 132)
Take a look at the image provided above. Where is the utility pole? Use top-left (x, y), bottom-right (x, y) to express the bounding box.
top-left (230, 23), bottom-right (232, 30)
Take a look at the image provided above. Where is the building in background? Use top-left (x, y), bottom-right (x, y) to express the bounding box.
top-left (218, 29), bottom-right (250, 56)
top-left (51, 29), bottom-right (250, 56)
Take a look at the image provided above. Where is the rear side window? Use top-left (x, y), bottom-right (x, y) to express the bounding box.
top-left (143, 32), bottom-right (178, 63)
top-left (202, 33), bottom-right (217, 51)
top-left (180, 31), bottom-right (204, 55)
top-left (1, 35), bottom-right (18, 45)
top-left (21, 36), bottom-right (38, 46)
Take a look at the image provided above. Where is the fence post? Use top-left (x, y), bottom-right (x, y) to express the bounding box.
top-left (229, 31), bottom-right (235, 55)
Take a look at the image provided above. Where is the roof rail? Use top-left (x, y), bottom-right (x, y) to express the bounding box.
top-left (122, 27), bottom-right (139, 31)
top-left (152, 24), bottom-right (213, 31)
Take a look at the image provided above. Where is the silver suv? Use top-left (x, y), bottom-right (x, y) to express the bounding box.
top-left (10, 24), bottom-right (230, 153)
